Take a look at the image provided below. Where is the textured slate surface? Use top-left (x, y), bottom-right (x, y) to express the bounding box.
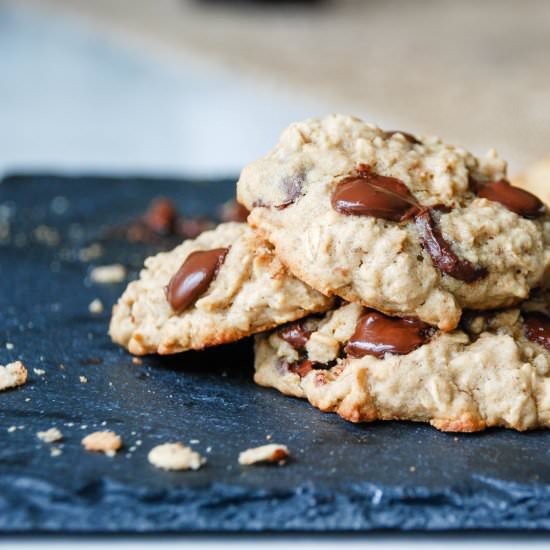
top-left (0, 174), bottom-right (549, 533)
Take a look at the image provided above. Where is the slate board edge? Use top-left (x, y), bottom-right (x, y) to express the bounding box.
top-left (1, 475), bottom-right (549, 532)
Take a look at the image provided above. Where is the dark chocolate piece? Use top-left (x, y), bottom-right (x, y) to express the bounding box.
top-left (415, 208), bottom-right (488, 282)
top-left (345, 309), bottom-right (433, 359)
top-left (524, 312), bottom-right (550, 351)
top-left (218, 199), bottom-right (250, 223)
top-left (332, 170), bottom-right (419, 221)
top-left (143, 198), bottom-right (178, 235)
top-left (288, 359), bottom-right (315, 378)
top-left (476, 179), bottom-right (545, 219)
top-left (167, 248), bottom-right (229, 313)
top-left (279, 321), bottom-right (312, 350)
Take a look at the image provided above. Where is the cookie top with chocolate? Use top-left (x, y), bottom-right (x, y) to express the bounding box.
top-left (109, 222), bottom-right (333, 355)
top-left (238, 114), bottom-right (550, 330)
top-left (254, 293), bottom-right (550, 432)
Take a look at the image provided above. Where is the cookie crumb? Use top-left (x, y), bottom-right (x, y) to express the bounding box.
top-left (0, 361), bottom-right (28, 391)
top-left (50, 447), bottom-right (62, 457)
top-left (82, 431), bottom-right (122, 456)
top-left (409, 465), bottom-right (416, 473)
top-left (33, 368), bottom-right (45, 376)
top-left (90, 264), bottom-right (126, 284)
top-left (7, 426), bottom-right (17, 433)
top-left (265, 434), bottom-right (272, 441)
top-left (34, 225), bottom-right (60, 246)
top-left (37, 427), bottom-right (63, 443)
top-left (88, 299), bottom-right (104, 314)
top-left (132, 357), bottom-right (143, 365)
top-left (148, 442), bottom-right (206, 471)
top-left (79, 375), bottom-right (88, 384)
top-left (5, 342), bottom-right (14, 350)
top-left (79, 243), bottom-right (103, 262)
top-left (238, 444), bottom-right (289, 466)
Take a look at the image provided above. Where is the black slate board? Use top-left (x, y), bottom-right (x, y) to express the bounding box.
top-left (1, 174), bottom-right (549, 534)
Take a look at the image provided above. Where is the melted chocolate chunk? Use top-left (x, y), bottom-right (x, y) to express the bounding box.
top-left (415, 207), bottom-right (488, 282)
top-left (288, 359), bottom-right (314, 377)
top-left (524, 312), bottom-right (550, 351)
top-left (279, 321), bottom-right (312, 349)
top-left (383, 130), bottom-right (421, 145)
top-left (143, 198), bottom-right (178, 235)
top-left (345, 309), bottom-right (433, 359)
top-left (166, 248), bottom-right (229, 313)
top-left (332, 170), bottom-right (419, 221)
top-left (476, 179), bottom-right (545, 219)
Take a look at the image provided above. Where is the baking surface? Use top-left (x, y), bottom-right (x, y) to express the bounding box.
top-left (1, 175), bottom-right (550, 533)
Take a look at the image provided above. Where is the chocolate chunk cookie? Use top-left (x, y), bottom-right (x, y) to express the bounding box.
top-left (109, 223), bottom-right (333, 355)
top-left (238, 114), bottom-right (550, 330)
top-left (254, 295), bottom-right (550, 432)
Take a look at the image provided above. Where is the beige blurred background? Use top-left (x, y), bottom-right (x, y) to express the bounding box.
top-left (3, 0), bottom-right (550, 181)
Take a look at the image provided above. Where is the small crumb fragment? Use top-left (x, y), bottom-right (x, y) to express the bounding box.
top-left (50, 447), bottom-right (62, 457)
top-left (148, 442), bottom-right (206, 471)
top-left (79, 375), bottom-right (88, 384)
top-left (90, 264), bottom-right (126, 284)
top-left (7, 426), bottom-right (17, 433)
top-left (79, 243), bottom-right (103, 262)
top-left (33, 368), bottom-right (45, 376)
top-left (0, 361), bottom-right (28, 391)
top-left (189, 439), bottom-right (200, 444)
top-left (5, 342), bottom-right (14, 350)
top-left (132, 357), bottom-right (143, 365)
top-left (82, 431), bottom-right (122, 456)
top-left (37, 427), bottom-right (63, 444)
top-left (238, 444), bottom-right (289, 466)
top-left (34, 225), bottom-right (60, 246)
top-left (88, 298), bottom-right (104, 314)
top-left (409, 466), bottom-right (416, 473)
top-left (266, 434), bottom-right (272, 441)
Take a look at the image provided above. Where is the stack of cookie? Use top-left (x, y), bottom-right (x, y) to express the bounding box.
top-left (110, 114), bottom-right (550, 432)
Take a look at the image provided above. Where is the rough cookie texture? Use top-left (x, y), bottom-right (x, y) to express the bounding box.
top-left (110, 222), bottom-right (332, 355)
top-left (254, 296), bottom-right (550, 432)
top-left (238, 114), bottom-right (549, 330)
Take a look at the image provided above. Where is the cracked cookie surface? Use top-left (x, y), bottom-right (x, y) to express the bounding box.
top-left (109, 222), bottom-right (333, 355)
top-left (238, 114), bottom-right (550, 330)
top-left (254, 295), bottom-right (550, 432)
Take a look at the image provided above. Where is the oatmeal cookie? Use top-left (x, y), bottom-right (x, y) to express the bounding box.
top-left (254, 295), bottom-right (550, 432)
top-left (110, 222), bottom-right (333, 355)
top-left (238, 114), bottom-right (549, 330)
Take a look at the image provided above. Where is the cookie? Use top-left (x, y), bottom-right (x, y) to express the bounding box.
top-left (254, 295), bottom-right (550, 432)
top-left (109, 222), bottom-right (333, 355)
top-left (237, 114), bottom-right (550, 330)
top-left (514, 156), bottom-right (550, 205)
